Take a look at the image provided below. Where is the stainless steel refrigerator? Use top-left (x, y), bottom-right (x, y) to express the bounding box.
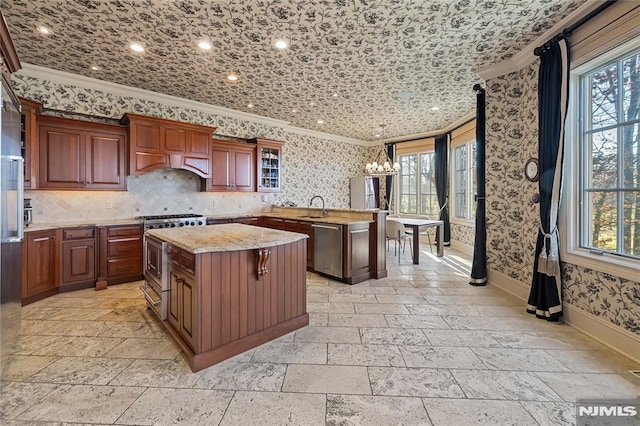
top-left (350, 176), bottom-right (380, 209)
top-left (0, 75), bottom-right (23, 377)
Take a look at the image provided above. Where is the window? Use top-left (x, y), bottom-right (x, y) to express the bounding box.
top-left (398, 152), bottom-right (438, 215)
top-left (564, 37), bottom-right (640, 281)
top-left (452, 140), bottom-right (476, 220)
top-left (580, 48), bottom-right (640, 259)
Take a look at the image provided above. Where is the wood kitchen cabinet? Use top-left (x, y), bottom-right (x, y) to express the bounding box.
top-left (121, 113), bottom-right (215, 178)
top-left (38, 116), bottom-right (127, 190)
top-left (344, 222), bottom-right (370, 284)
top-left (252, 138), bottom-right (283, 192)
top-left (22, 229), bottom-right (58, 304)
top-left (202, 139), bottom-right (255, 192)
top-left (19, 97), bottom-right (43, 189)
top-left (97, 225), bottom-right (143, 286)
top-left (60, 227), bottom-right (97, 291)
top-left (167, 245), bottom-right (197, 351)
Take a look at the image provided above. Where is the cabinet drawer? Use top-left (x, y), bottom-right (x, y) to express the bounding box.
top-left (63, 227), bottom-right (95, 240)
top-left (107, 237), bottom-right (141, 257)
top-left (168, 246), bottom-right (195, 273)
top-left (107, 225), bottom-right (141, 238)
top-left (107, 257), bottom-right (142, 277)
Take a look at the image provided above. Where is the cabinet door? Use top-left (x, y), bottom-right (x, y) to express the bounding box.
top-left (188, 130), bottom-right (210, 155)
top-left (209, 146), bottom-right (232, 190)
top-left (179, 273), bottom-right (196, 350)
top-left (24, 230), bottom-right (57, 298)
top-left (39, 125), bottom-right (85, 188)
top-left (167, 267), bottom-right (180, 331)
top-left (61, 240), bottom-right (96, 284)
top-left (255, 139), bottom-right (283, 192)
top-left (233, 147), bottom-right (255, 191)
top-left (86, 131), bottom-right (126, 189)
top-left (261, 217), bottom-right (284, 229)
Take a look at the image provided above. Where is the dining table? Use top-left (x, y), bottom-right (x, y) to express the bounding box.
top-left (387, 217), bottom-right (444, 264)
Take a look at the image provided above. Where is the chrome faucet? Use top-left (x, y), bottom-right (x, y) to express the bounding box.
top-left (309, 195), bottom-right (327, 217)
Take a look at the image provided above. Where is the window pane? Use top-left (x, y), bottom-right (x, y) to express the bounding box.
top-left (590, 63), bottom-right (618, 130)
top-left (420, 153), bottom-right (437, 216)
top-left (623, 191), bottom-right (640, 256)
top-left (589, 128), bottom-right (618, 188)
top-left (622, 52), bottom-right (640, 122)
top-left (399, 154), bottom-right (417, 214)
top-left (621, 123), bottom-right (639, 189)
top-left (586, 191), bottom-right (618, 252)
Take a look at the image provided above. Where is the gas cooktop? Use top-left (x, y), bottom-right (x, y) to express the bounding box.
top-left (136, 213), bottom-right (204, 220)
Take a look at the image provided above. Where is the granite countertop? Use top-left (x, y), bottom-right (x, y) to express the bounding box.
top-left (261, 212), bottom-right (373, 225)
top-left (147, 223), bottom-right (308, 254)
top-left (24, 218), bottom-right (141, 232)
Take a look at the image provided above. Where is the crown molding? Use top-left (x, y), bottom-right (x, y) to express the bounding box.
top-left (475, 0), bottom-right (607, 80)
top-left (16, 63), bottom-right (370, 146)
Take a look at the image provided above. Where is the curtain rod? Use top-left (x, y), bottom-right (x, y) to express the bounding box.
top-left (534, 0), bottom-right (617, 56)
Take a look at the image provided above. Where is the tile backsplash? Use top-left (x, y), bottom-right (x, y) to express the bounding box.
top-left (26, 169), bottom-right (270, 223)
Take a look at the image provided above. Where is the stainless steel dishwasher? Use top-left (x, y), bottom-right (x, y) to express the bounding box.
top-left (312, 223), bottom-right (343, 278)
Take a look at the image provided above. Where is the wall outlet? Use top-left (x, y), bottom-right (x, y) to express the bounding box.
top-left (106, 201), bottom-right (113, 209)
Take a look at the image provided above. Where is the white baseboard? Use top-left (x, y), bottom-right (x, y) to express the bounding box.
top-left (487, 268), bottom-right (640, 364)
top-left (449, 240), bottom-right (474, 256)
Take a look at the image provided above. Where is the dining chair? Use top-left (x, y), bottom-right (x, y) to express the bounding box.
top-left (386, 219), bottom-right (413, 264)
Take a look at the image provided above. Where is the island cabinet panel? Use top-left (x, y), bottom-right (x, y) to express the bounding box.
top-left (170, 238), bottom-right (308, 372)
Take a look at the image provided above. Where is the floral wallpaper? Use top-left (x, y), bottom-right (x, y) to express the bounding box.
top-left (485, 63), bottom-right (640, 336)
top-left (12, 73), bottom-right (372, 218)
top-left (451, 222), bottom-right (475, 247)
top-left (3, 0), bottom-right (583, 140)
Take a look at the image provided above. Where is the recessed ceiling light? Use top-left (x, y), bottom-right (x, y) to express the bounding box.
top-left (431, 106), bottom-right (440, 111)
top-left (310, 102), bottom-right (315, 106)
top-left (227, 74), bottom-right (239, 82)
top-left (333, 93), bottom-right (338, 98)
top-left (375, 134), bottom-right (381, 138)
top-left (129, 43), bottom-right (145, 53)
top-left (317, 120), bottom-right (324, 124)
top-left (198, 40), bottom-right (212, 50)
top-left (37, 26), bottom-right (50, 35)
top-left (274, 39), bottom-right (288, 49)
top-left (247, 103), bottom-right (254, 108)
top-left (292, 109), bottom-right (296, 113)
top-left (90, 65), bottom-right (99, 71)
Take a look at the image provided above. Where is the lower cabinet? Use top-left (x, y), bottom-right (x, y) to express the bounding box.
top-left (60, 227), bottom-right (97, 291)
top-left (167, 245), bottom-right (196, 351)
top-left (22, 229), bottom-right (58, 303)
top-left (345, 222), bottom-right (370, 283)
top-left (98, 225), bottom-right (143, 285)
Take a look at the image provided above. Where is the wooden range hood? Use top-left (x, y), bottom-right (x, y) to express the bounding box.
top-left (121, 113), bottom-right (216, 178)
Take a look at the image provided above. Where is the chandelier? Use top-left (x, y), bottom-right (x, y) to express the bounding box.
top-left (365, 125), bottom-right (400, 176)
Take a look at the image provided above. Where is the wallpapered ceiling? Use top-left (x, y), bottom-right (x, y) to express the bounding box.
top-left (3, 0), bottom-right (584, 141)
top-left (13, 74), bottom-right (373, 217)
top-left (485, 63), bottom-right (640, 336)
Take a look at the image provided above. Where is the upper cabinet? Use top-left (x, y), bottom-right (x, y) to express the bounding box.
top-left (38, 116), bottom-right (127, 190)
top-left (202, 139), bottom-right (256, 192)
top-left (252, 138), bottom-right (283, 192)
top-left (19, 97), bottom-right (43, 189)
top-left (121, 113), bottom-right (215, 178)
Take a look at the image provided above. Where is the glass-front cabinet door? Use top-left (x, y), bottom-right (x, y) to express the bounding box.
top-left (253, 138), bottom-right (284, 192)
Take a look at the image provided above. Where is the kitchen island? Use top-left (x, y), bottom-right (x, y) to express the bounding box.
top-left (146, 224), bottom-right (309, 372)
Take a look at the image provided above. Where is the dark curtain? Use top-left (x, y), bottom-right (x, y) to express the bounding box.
top-left (527, 37), bottom-right (570, 321)
top-left (385, 144), bottom-right (394, 211)
top-left (470, 84), bottom-right (487, 286)
top-left (434, 134), bottom-right (450, 245)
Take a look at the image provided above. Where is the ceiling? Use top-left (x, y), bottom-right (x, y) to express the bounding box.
top-left (3, 0), bottom-right (585, 141)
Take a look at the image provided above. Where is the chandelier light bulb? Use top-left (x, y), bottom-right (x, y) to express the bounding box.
top-left (393, 162), bottom-right (401, 171)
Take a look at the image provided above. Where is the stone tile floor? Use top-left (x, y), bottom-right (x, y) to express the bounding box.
top-left (1, 246), bottom-right (639, 425)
